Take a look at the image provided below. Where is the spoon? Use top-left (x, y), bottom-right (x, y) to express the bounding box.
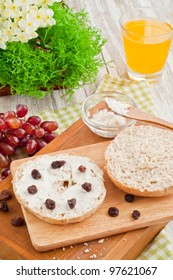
top-left (114, 105), bottom-right (173, 130)
top-left (89, 100), bottom-right (173, 130)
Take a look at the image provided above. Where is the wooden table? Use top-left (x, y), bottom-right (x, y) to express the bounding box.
top-left (0, 0), bottom-right (173, 259)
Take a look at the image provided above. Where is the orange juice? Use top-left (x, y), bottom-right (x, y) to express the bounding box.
top-left (122, 19), bottom-right (173, 74)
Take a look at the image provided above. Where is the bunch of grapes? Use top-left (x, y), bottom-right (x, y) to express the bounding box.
top-left (0, 104), bottom-right (58, 181)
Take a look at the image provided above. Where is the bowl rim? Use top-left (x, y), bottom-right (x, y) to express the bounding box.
top-left (81, 91), bottom-right (137, 131)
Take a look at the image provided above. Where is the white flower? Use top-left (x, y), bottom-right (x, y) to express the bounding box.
top-left (41, 0), bottom-right (60, 6)
top-left (4, 19), bottom-right (19, 41)
top-left (25, 0), bottom-right (46, 6)
top-left (10, 19), bottom-right (20, 30)
top-left (0, 3), bottom-right (5, 13)
top-left (28, 31), bottom-right (38, 39)
top-left (4, 0), bottom-right (21, 18)
top-left (30, 7), bottom-right (56, 27)
top-left (0, 0), bottom-right (58, 48)
top-left (44, 8), bottom-right (55, 26)
top-left (30, 6), bottom-right (45, 27)
top-left (0, 17), bottom-right (6, 27)
top-left (36, 0), bottom-right (62, 7)
top-left (15, 0), bottom-right (35, 5)
top-left (13, 27), bottom-right (30, 42)
top-left (3, 19), bottom-right (12, 29)
top-left (0, 30), bottom-right (9, 49)
top-left (15, 0), bottom-right (34, 12)
top-left (18, 13), bottom-right (38, 33)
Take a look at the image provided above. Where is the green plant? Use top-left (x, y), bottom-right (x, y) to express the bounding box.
top-left (0, 2), bottom-right (106, 99)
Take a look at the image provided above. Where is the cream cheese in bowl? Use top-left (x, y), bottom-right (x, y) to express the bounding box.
top-left (81, 91), bottom-right (137, 138)
top-left (90, 108), bottom-right (126, 127)
top-left (105, 97), bottom-right (131, 116)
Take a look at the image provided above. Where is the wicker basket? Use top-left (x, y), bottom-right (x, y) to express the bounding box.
top-left (0, 86), bottom-right (12, 96)
top-left (0, 85), bottom-right (62, 96)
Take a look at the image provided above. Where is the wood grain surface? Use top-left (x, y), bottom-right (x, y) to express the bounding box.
top-left (0, 119), bottom-right (166, 259)
top-left (10, 140), bottom-right (173, 252)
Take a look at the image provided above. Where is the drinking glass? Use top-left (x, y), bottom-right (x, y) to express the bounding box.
top-left (120, 7), bottom-right (173, 82)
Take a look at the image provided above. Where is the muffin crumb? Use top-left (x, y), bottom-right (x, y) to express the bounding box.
top-left (98, 239), bottom-right (105, 244)
top-left (90, 254), bottom-right (97, 259)
top-left (84, 249), bottom-right (90, 253)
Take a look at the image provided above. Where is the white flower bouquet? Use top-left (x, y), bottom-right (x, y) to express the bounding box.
top-left (0, 0), bottom-right (106, 98)
top-left (0, 0), bottom-right (60, 49)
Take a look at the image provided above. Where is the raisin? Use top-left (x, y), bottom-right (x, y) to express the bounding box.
top-left (132, 210), bottom-right (141, 220)
top-left (63, 181), bottom-right (69, 187)
top-left (0, 189), bottom-right (12, 201)
top-left (51, 160), bottom-right (66, 169)
top-left (31, 169), bottom-right (41, 179)
top-left (0, 200), bottom-right (9, 212)
top-left (11, 216), bottom-right (25, 226)
top-left (45, 198), bottom-right (56, 210)
top-left (81, 182), bottom-right (92, 192)
top-left (27, 185), bottom-right (37, 194)
top-left (108, 207), bottom-right (119, 217)
top-left (78, 165), bottom-right (86, 172)
top-left (124, 193), bottom-right (135, 203)
top-left (67, 198), bottom-right (76, 209)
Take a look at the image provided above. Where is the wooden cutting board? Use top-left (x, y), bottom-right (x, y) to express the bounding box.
top-left (0, 119), bottom-right (166, 259)
top-left (10, 139), bottom-right (173, 252)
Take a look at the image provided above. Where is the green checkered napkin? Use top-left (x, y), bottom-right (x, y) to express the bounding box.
top-left (39, 103), bottom-right (82, 135)
top-left (95, 74), bottom-right (156, 115)
top-left (137, 224), bottom-right (173, 260)
top-left (38, 74), bottom-right (173, 260)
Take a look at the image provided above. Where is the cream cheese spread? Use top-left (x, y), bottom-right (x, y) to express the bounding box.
top-left (13, 154), bottom-right (106, 221)
top-left (90, 108), bottom-right (126, 127)
top-left (105, 97), bottom-right (130, 116)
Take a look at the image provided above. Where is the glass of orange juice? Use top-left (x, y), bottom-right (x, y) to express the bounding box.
top-left (120, 7), bottom-right (173, 82)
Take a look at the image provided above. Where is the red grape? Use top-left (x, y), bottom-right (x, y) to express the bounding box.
top-left (44, 132), bottom-right (57, 143)
top-left (5, 134), bottom-right (20, 147)
top-left (25, 138), bottom-right (37, 155)
top-left (0, 142), bottom-right (15, 155)
top-left (0, 104), bottom-right (58, 181)
top-left (13, 128), bottom-right (26, 139)
top-left (0, 122), bottom-right (9, 132)
top-left (6, 117), bottom-right (22, 129)
top-left (0, 153), bottom-right (11, 168)
top-left (40, 121), bottom-right (58, 132)
top-left (27, 116), bottom-right (41, 126)
top-left (34, 127), bottom-right (45, 138)
top-left (16, 104), bottom-right (28, 118)
top-left (4, 111), bottom-right (16, 120)
top-left (19, 135), bottom-right (29, 147)
top-left (36, 139), bottom-right (47, 151)
top-left (22, 122), bottom-right (35, 135)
